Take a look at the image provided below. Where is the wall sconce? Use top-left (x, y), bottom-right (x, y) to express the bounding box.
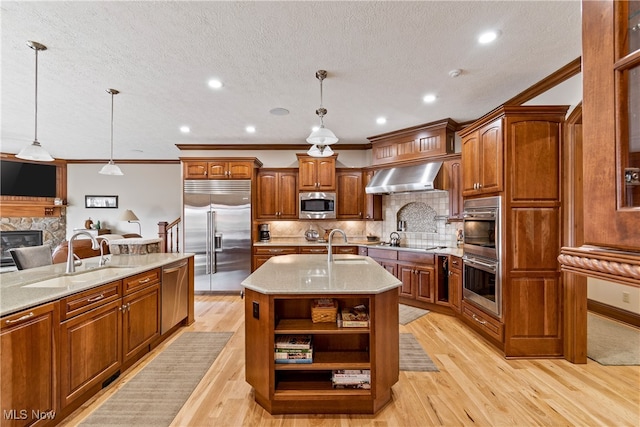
top-left (119, 209), bottom-right (141, 235)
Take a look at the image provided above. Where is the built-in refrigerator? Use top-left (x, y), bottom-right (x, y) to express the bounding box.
top-left (183, 180), bottom-right (251, 293)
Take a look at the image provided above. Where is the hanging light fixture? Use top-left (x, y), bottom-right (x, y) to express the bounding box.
top-left (99, 89), bottom-right (124, 175)
top-left (306, 70), bottom-right (338, 157)
top-left (16, 41), bottom-right (54, 162)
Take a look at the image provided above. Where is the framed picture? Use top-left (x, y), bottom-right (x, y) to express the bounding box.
top-left (85, 195), bottom-right (118, 209)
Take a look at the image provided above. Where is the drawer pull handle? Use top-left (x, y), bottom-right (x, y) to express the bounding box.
top-left (269, 249), bottom-right (283, 253)
top-left (138, 277), bottom-right (152, 284)
top-left (87, 294), bottom-right (105, 303)
top-left (471, 313), bottom-right (487, 325)
top-left (5, 312), bottom-right (34, 324)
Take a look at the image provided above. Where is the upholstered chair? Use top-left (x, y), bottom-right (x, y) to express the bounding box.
top-left (9, 244), bottom-right (53, 270)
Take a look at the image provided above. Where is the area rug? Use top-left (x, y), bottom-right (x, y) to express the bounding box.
top-left (399, 333), bottom-right (439, 372)
top-left (80, 331), bottom-right (233, 426)
top-left (399, 304), bottom-right (430, 325)
top-left (587, 313), bottom-right (640, 366)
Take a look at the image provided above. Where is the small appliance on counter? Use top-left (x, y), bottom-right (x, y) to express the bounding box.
top-left (259, 223), bottom-right (271, 242)
top-left (304, 227), bottom-right (319, 241)
top-left (389, 232), bottom-right (401, 247)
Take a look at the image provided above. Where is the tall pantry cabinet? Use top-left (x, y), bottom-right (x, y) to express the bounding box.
top-left (459, 105), bottom-right (568, 358)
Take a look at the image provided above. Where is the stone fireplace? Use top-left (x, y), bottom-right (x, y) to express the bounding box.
top-left (0, 214), bottom-right (67, 264)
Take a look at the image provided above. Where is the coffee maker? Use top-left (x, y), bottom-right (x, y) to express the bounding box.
top-left (258, 223), bottom-right (271, 242)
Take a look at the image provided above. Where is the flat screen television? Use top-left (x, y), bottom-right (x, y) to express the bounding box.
top-left (1, 160), bottom-right (57, 197)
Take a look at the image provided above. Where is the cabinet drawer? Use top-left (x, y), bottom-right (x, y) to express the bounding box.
top-left (367, 248), bottom-right (398, 260)
top-left (461, 302), bottom-right (504, 343)
top-left (60, 281), bottom-right (122, 320)
top-left (398, 251), bottom-right (434, 264)
top-left (449, 255), bottom-right (462, 271)
top-left (299, 246), bottom-right (328, 254)
top-left (123, 268), bottom-right (161, 294)
top-left (254, 246), bottom-right (298, 255)
top-left (333, 246), bottom-right (358, 254)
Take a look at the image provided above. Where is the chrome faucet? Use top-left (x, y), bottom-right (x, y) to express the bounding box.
top-left (66, 231), bottom-right (101, 273)
top-left (98, 239), bottom-right (109, 266)
top-left (327, 229), bottom-right (347, 263)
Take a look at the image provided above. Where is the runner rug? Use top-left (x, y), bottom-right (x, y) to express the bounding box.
top-left (80, 331), bottom-right (233, 426)
top-left (399, 304), bottom-right (430, 325)
top-left (587, 313), bottom-right (640, 366)
top-left (399, 333), bottom-right (439, 372)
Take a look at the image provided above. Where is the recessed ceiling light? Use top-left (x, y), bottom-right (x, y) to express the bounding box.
top-left (270, 107), bottom-right (289, 116)
top-left (478, 30), bottom-right (500, 44)
top-left (423, 94), bottom-right (437, 103)
top-left (208, 79), bottom-right (223, 89)
top-left (245, 126), bottom-right (256, 133)
top-left (376, 117), bottom-right (387, 125)
top-left (180, 126), bottom-right (190, 133)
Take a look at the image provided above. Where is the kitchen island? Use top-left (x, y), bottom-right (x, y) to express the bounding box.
top-left (242, 254), bottom-right (402, 414)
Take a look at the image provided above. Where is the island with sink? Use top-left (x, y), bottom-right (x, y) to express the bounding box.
top-left (0, 252), bottom-right (194, 426)
top-left (242, 253), bottom-right (402, 414)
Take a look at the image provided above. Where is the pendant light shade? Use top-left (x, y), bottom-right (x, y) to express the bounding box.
top-left (99, 89), bottom-right (123, 176)
top-left (306, 70), bottom-right (338, 157)
top-left (16, 41), bottom-right (54, 162)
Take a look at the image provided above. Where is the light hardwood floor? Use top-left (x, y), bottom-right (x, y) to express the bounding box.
top-left (62, 295), bottom-right (640, 427)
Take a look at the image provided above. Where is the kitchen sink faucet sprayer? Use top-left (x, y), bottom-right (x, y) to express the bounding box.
top-left (66, 231), bottom-right (101, 274)
top-left (327, 229), bottom-right (347, 263)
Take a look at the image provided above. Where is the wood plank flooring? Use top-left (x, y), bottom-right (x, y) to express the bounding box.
top-left (61, 295), bottom-right (640, 427)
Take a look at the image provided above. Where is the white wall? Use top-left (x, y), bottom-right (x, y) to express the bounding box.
top-left (588, 278), bottom-right (640, 315)
top-left (66, 163), bottom-right (181, 239)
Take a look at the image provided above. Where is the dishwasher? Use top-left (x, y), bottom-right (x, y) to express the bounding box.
top-left (161, 259), bottom-right (189, 334)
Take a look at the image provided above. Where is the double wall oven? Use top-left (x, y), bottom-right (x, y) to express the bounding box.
top-left (462, 196), bottom-right (502, 318)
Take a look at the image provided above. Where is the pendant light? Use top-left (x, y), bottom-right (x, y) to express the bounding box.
top-left (16, 41), bottom-right (54, 162)
top-left (99, 89), bottom-right (124, 175)
top-left (306, 70), bottom-right (338, 157)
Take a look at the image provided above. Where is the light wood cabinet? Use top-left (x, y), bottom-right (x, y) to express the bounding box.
top-left (183, 159), bottom-right (260, 179)
top-left (368, 118), bottom-right (457, 166)
top-left (1, 302), bottom-right (58, 427)
top-left (244, 288), bottom-right (399, 414)
top-left (297, 154), bottom-right (336, 191)
top-left (256, 169), bottom-right (298, 219)
top-left (336, 169), bottom-right (363, 219)
top-left (460, 118), bottom-right (503, 196)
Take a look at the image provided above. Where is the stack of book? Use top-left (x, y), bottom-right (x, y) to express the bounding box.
top-left (274, 335), bottom-right (313, 363)
top-left (331, 369), bottom-right (371, 389)
top-left (338, 304), bottom-right (370, 327)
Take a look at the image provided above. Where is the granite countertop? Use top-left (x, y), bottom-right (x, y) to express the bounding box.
top-left (255, 238), bottom-right (464, 257)
top-left (242, 254), bottom-right (401, 295)
top-left (0, 253), bottom-right (193, 317)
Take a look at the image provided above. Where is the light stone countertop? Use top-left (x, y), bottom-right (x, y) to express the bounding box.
top-left (241, 254), bottom-right (402, 295)
top-left (0, 253), bottom-right (193, 317)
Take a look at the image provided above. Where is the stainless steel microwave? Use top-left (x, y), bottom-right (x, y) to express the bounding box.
top-left (299, 192), bottom-right (336, 219)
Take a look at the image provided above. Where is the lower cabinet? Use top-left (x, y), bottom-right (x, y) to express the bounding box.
top-left (448, 256), bottom-right (462, 314)
top-left (253, 246), bottom-right (298, 270)
top-left (122, 282), bottom-right (160, 364)
top-left (1, 302), bottom-right (58, 427)
top-left (396, 252), bottom-right (435, 305)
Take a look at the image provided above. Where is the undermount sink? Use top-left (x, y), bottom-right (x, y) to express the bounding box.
top-left (22, 265), bottom-right (137, 288)
top-left (332, 258), bottom-right (369, 265)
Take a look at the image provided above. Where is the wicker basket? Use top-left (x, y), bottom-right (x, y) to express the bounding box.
top-left (311, 299), bottom-right (338, 323)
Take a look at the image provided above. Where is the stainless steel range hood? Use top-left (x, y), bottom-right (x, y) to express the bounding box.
top-left (365, 162), bottom-right (444, 194)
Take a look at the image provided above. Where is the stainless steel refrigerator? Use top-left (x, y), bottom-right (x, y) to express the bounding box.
top-left (183, 180), bottom-right (251, 293)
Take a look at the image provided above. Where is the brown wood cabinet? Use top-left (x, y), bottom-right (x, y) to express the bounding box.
top-left (460, 118), bottom-right (503, 196)
top-left (244, 288), bottom-right (399, 414)
top-left (362, 170), bottom-right (382, 220)
top-left (1, 302), bottom-right (58, 427)
top-left (442, 157), bottom-right (463, 221)
top-left (448, 255), bottom-right (462, 314)
top-left (368, 119), bottom-right (457, 166)
top-left (296, 154), bottom-right (336, 191)
top-left (336, 169), bottom-right (363, 219)
top-left (253, 246), bottom-right (299, 271)
top-left (396, 252), bottom-right (435, 305)
top-left (183, 159), bottom-right (261, 179)
top-left (256, 169), bottom-right (298, 219)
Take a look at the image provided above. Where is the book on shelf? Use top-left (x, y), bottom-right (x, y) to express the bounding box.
top-left (274, 334), bottom-right (312, 349)
top-left (340, 305), bottom-right (369, 327)
top-left (275, 348), bottom-right (313, 362)
top-left (332, 369), bottom-right (370, 383)
top-left (275, 357), bottom-right (313, 364)
top-left (332, 382), bottom-right (371, 389)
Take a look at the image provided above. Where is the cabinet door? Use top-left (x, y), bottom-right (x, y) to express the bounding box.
top-left (461, 131), bottom-right (480, 195)
top-left (278, 171), bottom-right (298, 219)
top-left (379, 260), bottom-right (397, 277)
top-left (336, 170), bottom-right (362, 219)
top-left (478, 119), bottom-right (503, 194)
top-left (184, 161), bottom-right (208, 179)
top-left (207, 161), bottom-right (228, 179)
top-left (1, 303), bottom-right (57, 426)
top-left (59, 300), bottom-right (122, 408)
top-left (362, 170), bottom-right (382, 220)
top-left (228, 161), bottom-right (254, 179)
top-left (444, 160), bottom-right (463, 221)
top-left (448, 266), bottom-right (462, 314)
top-left (317, 158), bottom-right (336, 190)
top-left (122, 284), bottom-right (160, 363)
top-left (415, 266), bottom-right (435, 303)
top-left (398, 265), bottom-right (416, 298)
top-left (298, 157), bottom-right (319, 190)
top-left (256, 171), bottom-right (279, 218)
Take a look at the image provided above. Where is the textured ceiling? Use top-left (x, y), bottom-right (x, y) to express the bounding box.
top-left (0, 1), bottom-right (582, 160)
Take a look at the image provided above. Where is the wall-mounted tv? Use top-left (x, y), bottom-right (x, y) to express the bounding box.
top-left (1, 160), bottom-right (57, 197)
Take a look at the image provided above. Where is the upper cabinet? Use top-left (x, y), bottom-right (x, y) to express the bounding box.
top-left (460, 118), bottom-right (503, 197)
top-left (296, 154), bottom-right (336, 191)
top-left (579, 0), bottom-right (640, 251)
top-left (183, 159), bottom-right (262, 179)
top-left (368, 118), bottom-right (458, 166)
top-left (335, 169), bottom-right (363, 219)
top-left (256, 169), bottom-right (298, 220)
top-left (362, 170), bottom-right (383, 221)
top-left (442, 156), bottom-right (463, 221)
